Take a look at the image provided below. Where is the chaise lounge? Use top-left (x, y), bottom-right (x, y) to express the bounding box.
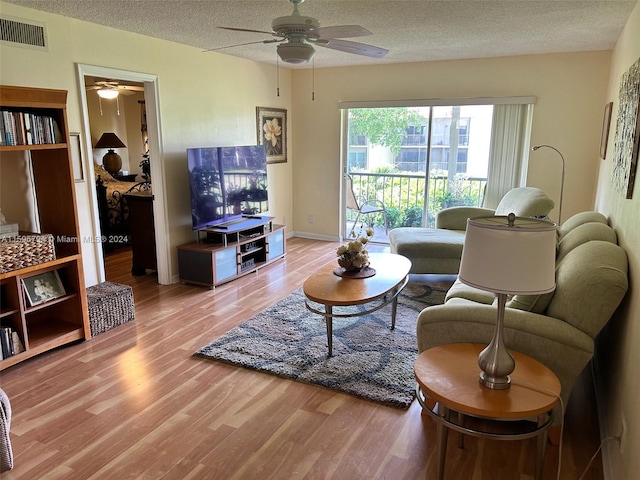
top-left (389, 187), bottom-right (555, 274)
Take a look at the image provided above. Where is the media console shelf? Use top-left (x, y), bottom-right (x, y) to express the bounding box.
top-left (177, 216), bottom-right (285, 288)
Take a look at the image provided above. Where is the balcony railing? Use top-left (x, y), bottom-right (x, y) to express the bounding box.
top-left (348, 172), bottom-right (487, 232)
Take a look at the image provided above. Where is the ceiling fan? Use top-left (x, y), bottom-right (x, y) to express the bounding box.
top-left (86, 81), bottom-right (145, 99)
top-left (211, 0), bottom-right (388, 64)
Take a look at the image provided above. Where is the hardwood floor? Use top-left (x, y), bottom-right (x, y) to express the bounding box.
top-left (0, 238), bottom-right (604, 479)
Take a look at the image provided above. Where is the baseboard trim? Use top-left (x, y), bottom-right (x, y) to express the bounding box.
top-left (290, 231), bottom-right (340, 242)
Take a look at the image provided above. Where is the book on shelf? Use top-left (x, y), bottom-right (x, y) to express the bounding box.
top-left (0, 326), bottom-right (25, 359)
top-left (11, 331), bottom-right (25, 354)
top-left (0, 109), bottom-right (62, 146)
top-left (0, 327), bottom-right (12, 358)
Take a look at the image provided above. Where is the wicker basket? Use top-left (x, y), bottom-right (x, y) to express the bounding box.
top-left (87, 282), bottom-right (135, 336)
top-left (0, 234), bottom-right (56, 274)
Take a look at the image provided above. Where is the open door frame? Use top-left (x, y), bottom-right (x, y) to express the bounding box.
top-left (75, 63), bottom-right (171, 285)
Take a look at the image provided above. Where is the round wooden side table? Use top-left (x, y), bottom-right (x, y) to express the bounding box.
top-left (414, 343), bottom-right (561, 480)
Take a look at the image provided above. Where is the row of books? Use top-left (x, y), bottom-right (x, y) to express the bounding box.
top-left (0, 109), bottom-right (63, 146)
top-left (0, 326), bottom-right (25, 360)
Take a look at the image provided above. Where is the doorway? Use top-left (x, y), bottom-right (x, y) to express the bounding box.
top-left (76, 64), bottom-right (170, 285)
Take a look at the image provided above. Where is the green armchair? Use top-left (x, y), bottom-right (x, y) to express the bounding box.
top-left (415, 212), bottom-right (629, 427)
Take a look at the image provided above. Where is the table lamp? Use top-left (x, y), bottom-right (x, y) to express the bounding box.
top-left (458, 213), bottom-right (557, 389)
top-left (94, 132), bottom-right (126, 176)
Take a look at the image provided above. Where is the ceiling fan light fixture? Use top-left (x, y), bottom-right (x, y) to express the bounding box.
top-left (277, 42), bottom-right (315, 63)
top-left (97, 87), bottom-right (119, 99)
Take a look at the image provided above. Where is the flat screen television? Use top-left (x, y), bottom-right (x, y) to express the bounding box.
top-left (187, 145), bottom-right (268, 230)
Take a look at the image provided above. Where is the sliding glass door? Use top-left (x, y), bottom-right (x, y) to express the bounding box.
top-left (344, 104), bottom-right (494, 242)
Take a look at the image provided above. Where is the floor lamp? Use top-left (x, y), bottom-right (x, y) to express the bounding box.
top-left (531, 145), bottom-right (565, 224)
top-left (458, 213), bottom-right (557, 389)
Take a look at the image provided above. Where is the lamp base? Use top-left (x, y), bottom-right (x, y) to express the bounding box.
top-left (477, 293), bottom-right (515, 390)
top-left (103, 150), bottom-right (122, 176)
top-left (479, 371), bottom-right (511, 390)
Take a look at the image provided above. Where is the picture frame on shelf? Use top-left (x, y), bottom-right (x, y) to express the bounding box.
top-left (256, 107), bottom-right (287, 164)
top-left (70, 132), bottom-right (85, 182)
top-left (22, 271), bottom-right (66, 307)
top-left (600, 102), bottom-right (613, 160)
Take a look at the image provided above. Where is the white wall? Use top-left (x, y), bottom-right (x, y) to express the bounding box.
top-left (593, 2), bottom-right (640, 478)
top-left (290, 51), bottom-right (610, 238)
top-left (87, 91), bottom-right (145, 177)
top-left (0, 1), bottom-right (293, 285)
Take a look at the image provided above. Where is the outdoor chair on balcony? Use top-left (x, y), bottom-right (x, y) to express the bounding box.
top-left (346, 175), bottom-right (388, 238)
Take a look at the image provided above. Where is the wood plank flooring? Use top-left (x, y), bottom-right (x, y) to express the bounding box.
top-left (0, 238), bottom-right (604, 479)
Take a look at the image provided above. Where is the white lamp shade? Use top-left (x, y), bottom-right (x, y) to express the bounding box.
top-left (459, 215), bottom-right (557, 295)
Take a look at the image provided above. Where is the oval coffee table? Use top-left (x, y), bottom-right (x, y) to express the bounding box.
top-left (303, 252), bottom-right (411, 356)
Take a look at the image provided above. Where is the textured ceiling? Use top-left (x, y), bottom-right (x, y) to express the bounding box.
top-left (5, 0), bottom-right (638, 69)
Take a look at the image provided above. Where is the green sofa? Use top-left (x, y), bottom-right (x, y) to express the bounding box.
top-left (415, 211), bottom-right (629, 426)
top-left (389, 187), bottom-right (555, 274)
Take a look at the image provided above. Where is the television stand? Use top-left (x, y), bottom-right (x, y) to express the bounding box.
top-left (210, 217), bottom-right (251, 229)
top-left (178, 216), bottom-right (286, 288)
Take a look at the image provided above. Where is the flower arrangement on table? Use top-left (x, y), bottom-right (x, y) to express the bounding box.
top-left (336, 226), bottom-right (374, 272)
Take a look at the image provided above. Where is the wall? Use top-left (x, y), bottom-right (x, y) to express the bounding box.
top-left (290, 52), bottom-right (610, 239)
top-left (594, 2), bottom-right (640, 478)
top-left (87, 90), bottom-right (145, 178)
top-left (0, 2), bottom-right (293, 285)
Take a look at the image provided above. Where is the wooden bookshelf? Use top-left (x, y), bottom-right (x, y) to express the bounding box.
top-left (0, 85), bottom-right (90, 370)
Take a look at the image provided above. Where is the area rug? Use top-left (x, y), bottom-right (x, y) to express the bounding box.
top-left (194, 282), bottom-right (447, 408)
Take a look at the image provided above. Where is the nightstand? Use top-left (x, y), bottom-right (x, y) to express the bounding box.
top-left (114, 173), bottom-right (138, 182)
top-left (414, 343), bottom-right (560, 480)
top-left (124, 192), bottom-right (156, 275)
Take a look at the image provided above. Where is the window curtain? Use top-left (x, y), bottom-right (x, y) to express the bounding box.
top-left (484, 104), bottom-right (532, 208)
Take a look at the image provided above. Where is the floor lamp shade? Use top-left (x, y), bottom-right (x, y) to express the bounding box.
top-left (94, 132), bottom-right (126, 176)
top-left (458, 214), bottom-right (557, 389)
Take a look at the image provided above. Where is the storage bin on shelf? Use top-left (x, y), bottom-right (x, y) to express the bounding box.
top-left (0, 234), bottom-right (55, 274)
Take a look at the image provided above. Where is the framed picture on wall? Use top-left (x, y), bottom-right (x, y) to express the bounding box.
top-left (70, 132), bottom-right (85, 181)
top-left (256, 107), bottom-right (287, 164)
top-left (600, 102), bottom-right (613, 160)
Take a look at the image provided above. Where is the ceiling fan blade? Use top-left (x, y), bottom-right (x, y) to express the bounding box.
top-left (118, 85), bottom-right (145, 92)
top-left (204, 38), bottom-right (282, 53)
top-left (218, 26), bottom-right (276, 36)
top-left (316, 25), bottom-right (372, 39)
top-left (319, 39), bottom-right (388, 58)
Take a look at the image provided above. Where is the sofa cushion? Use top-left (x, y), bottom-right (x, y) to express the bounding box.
top-left (558, 211), bottom-right (608, 240)
top-left (507, 291), bottom-right (555, 313)
top-left (446, 278), bottom-right (496, 304)
top-left (435, 206), bottom-right (495, 230)
top-left (546, 241), bottom-right (628, 338)
top-left (494, 187), bottom-right (555, 218)
top-left (389, 227), bottom-right (465, 274)
top-left (557, 222), bottom-right (618, 262)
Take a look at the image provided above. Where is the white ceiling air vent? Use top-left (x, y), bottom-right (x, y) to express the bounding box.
top-left (0, 16), bottom-right (48, 51)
